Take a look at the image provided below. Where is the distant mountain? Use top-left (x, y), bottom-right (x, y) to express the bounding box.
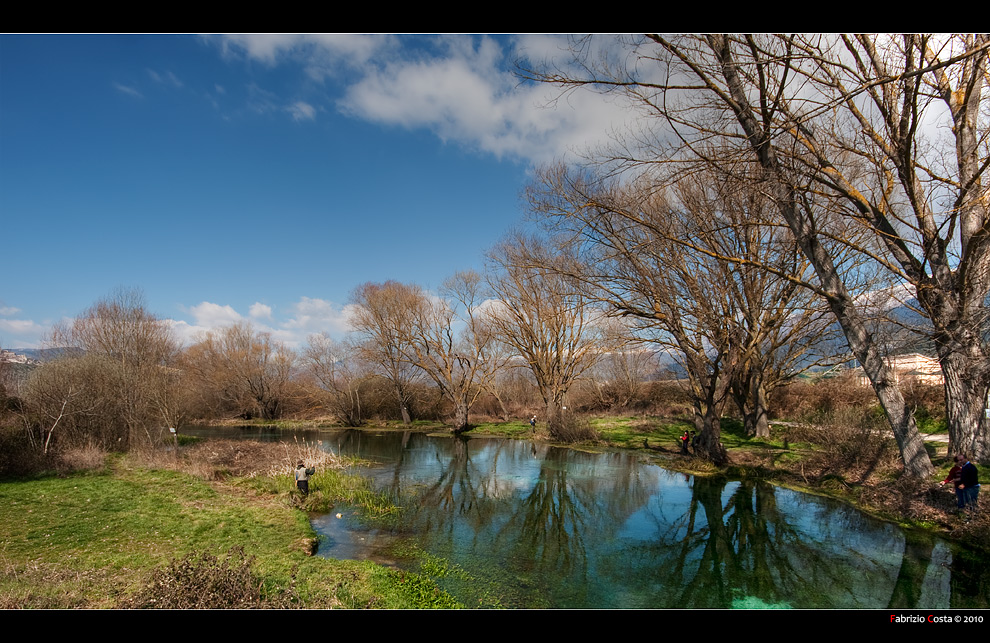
top-left (871, 300), bottom-right (938, 357)
top-left (4, 348), bottom-right (83, 362)
top-left (8, 348), bottom-right (83, 362)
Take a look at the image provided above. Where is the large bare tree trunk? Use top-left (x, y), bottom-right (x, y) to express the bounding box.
top-left (452, 398), bottom-right (471, 434)
top-left (789, 207), bottom-right (933, 477)
top-left (733, 369), bottom-right (771, 439)
top-left (693, 398), bottom-right (729, 466)
top-left (711, 37), bottom-right (934, 478)
top-left (940, 351), bottom-right (990, 460)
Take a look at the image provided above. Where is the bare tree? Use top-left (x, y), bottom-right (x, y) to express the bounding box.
top-left (586, 320), bottom-right (660, 411)
top-left (349, 281), bottom-right (425, 425)
top-left (486, 233), bottom-right (608, 439)
top-left (408, 271), bottom-right (508, 432)
top-left (23, 357), bottom-right (101, 453)
top-left (524, 34), bottom-right (990, 474)
top-left (28, 288), bottom-right (180, 450)
top-left (303, 333), bottom-right (367, 426)
top-left (672, 170), bottom-right (843, 438)
top-left (184, 322), bottom-right (295, 421)
top-left (527, 165), bottom-right (842, 461)
top-left (349, 275), bottom-right (506, 433)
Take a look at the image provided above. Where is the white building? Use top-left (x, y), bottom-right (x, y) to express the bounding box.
top-left (855, 353), bottom-right (943, 387)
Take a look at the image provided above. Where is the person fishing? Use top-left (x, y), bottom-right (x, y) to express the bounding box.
top-left (295, 460), bottom-right (315, 496)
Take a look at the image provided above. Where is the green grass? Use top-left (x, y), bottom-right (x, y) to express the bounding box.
top-left (590, 415), bottom-right (694, 449)
top-left (0, 459), bottom-right (457, 609)
top-left (914, 408), bottom-right (948, 434)
top-left (240, 467), bottom-right (402, 518)
top-left (469, 419), bottom-right (534, 438)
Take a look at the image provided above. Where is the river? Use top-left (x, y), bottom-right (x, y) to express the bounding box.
top-left (185, 426), bottom-right (988, 609)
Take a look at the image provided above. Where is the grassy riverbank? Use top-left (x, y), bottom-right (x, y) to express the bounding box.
top-left (0, 444), bottom-right (459, 609)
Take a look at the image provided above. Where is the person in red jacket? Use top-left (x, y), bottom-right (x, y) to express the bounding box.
top-left (941, 455), bottom-right (964, 508)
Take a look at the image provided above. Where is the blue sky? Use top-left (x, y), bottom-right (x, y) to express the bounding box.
top-left (1, 34), bottom-right (630, 349)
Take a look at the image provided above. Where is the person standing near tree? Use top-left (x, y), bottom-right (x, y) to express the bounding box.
top-left (942, 455), bottom-right (964, 507)
top-left (958, 455), bottom-right (980, 512)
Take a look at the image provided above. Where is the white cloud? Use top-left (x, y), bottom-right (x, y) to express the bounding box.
top-left (0, 318), bottom-right (46, 336)
top-left (214, 33), bottom-right (389, 75)
top-left (0, 316), bottom-right (49, 349)
top-left (210, 34), bottom-right (630, 164)
top-left (287, 101), bottom-right (316, 121)
top-left (0, 319), bottom-right (41, 334)
top-left (280, 297), bottom-right (355, 338)
top-left (214, 34), bottom-right (314, 66)
top-left (249, 302), bottom-right (273, 320)
top-left (855, 282), bottom-right (918, 313)
top-left (170, 297), bottom-right (355, 348)
top-left (165, 319), bottom-right (208, 346)
top-left (113, 82), bottom-right (143, 99)
top-left (473, 297), bottom-right (512, 320)
top-left (147, 69), bottom-right (183, 88)
top-left (0, 306), bottom-right (21, 316)
top-left (337, 35), bottom-right (628, 163)
top-left (245, 82), bottom-right (281, 116)
top-left (186, 301), bottom-right (243, 327)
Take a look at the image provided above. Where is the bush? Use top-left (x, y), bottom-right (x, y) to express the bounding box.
top-left (0, 427), bottom-right (55, 478)
top-left (787, 407), bottom-right (900, 484)
top-left (121, 547), bottom-right (299, 609)
top-left (774, 375), bottom-right (877, 422)
top-left (644, 379), bottom-right (694, 417)
top-left (547, 413), bottom-right (599, 442)
top-left (128, 438), bottom-right (343, 482)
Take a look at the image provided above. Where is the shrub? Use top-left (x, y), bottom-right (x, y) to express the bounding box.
top-left (0, 426), bottom-right (54, 478)
top-left (57, 442), bottom-right (107, 472)
top-left (547, 413), bottom-right (599, 442)
top-left (121, 547), bottom-right (299, 609)
top-left (788, 407), bottom-right (900, 484)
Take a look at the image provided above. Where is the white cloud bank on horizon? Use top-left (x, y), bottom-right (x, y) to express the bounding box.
top-left (0, 318), bottom-right (50, 348)
top-left (3, 296), bottom-right (354, 351)
top-left (249, 302), bottom-right (273, 320)
top-left (169, 296), bottom-right (354, 348)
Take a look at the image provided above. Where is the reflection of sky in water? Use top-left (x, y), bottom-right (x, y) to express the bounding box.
top-left (618, 470), bottom-right (694, 543)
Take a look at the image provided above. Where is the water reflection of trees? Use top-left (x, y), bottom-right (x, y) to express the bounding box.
top-left (612, 477), bottom-right (907, 608)
top-left (493, 449), bottom-right (655, 578)
top-left (316, 431), bottom-right (985, 609)
top-left (366, 438), bottom-right (657, 605)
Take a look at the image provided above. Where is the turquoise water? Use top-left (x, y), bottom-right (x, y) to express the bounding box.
top-left (184, 426), bottom-right (989, 608)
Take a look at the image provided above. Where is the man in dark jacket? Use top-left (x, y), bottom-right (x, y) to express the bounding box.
top-left (957, 454), bottom-right (979, 512)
